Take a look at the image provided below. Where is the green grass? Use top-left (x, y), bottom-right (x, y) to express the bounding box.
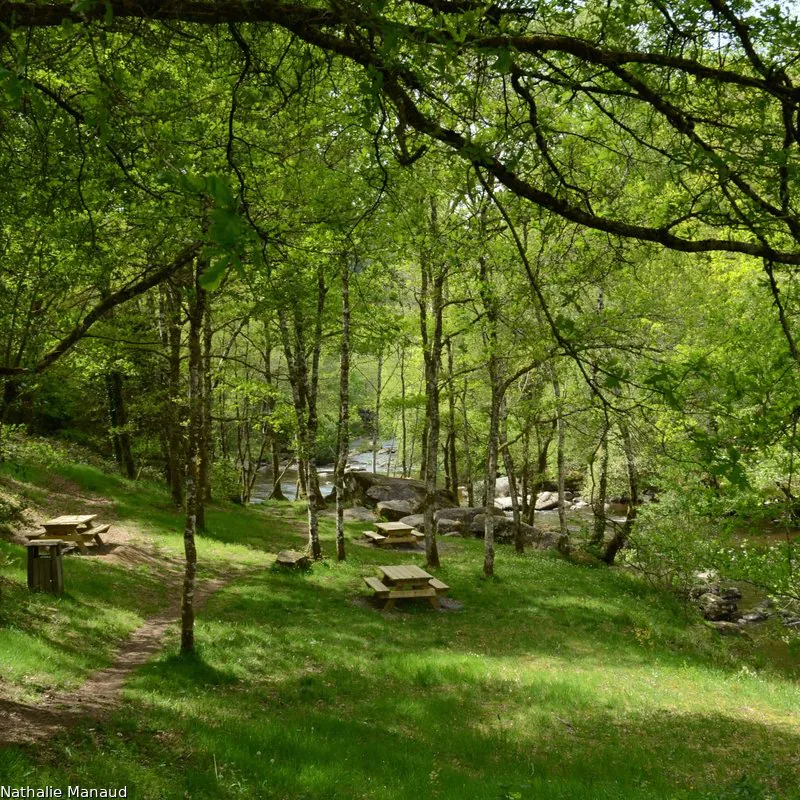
top-left (1, 457), bottom-right (799, 799)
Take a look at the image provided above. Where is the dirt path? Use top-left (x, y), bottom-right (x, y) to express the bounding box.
top-left (0, 575), bottom-right (231, 746)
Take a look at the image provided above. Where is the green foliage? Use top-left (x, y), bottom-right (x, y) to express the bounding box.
top-left (210, 458), bottom-right (240, 503)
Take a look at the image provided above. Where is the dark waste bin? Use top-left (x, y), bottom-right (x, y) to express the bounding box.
top-left (26, 539), bottom-right (64, 594)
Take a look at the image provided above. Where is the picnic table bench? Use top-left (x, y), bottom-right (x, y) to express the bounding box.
top-left (364, 564), bottom-right (450, 610)
top-left (364, 521), bottom-right (425, 547)
top-left (32, 515), bottom-right (109, 554)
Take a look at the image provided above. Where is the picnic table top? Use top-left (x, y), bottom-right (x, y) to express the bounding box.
top-left (43, 514), bottom-right (97, 527)
top-left (379, 564), bottom-right (433, 584)
top-left (375, 521), bottom-right (414, 533)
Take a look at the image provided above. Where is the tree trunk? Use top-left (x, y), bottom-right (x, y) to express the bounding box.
top-left (107, 373), bottom-right (123, 469)
top-left (335, 260), bottom-right (351, 561)
top-left (520, 426), bottom-right (530, 520)
top-left (181, 262), bottom-right (205, 653)
top-left (106, 370), bottom-right (136, 478)
top-left (445, 339), bottom-right (459, 503)
top-left (602, 421), bottom-right (638, 565)
top-left (400, 347), bottom-right (408, 478)
top-left (527, 423), bottom-right (554, 526)
top-left (195, 280), bottom-right (208, 529)
top-left (263, 330), bottom-right (286, 501)
top-left (552, 377), bottom-right (570, 555)
top-left (484, 385), bottom-right (501, 576)
top-left (198, 292), bottom-right (213, 508)
top-left (277, 267), bottom-right (327, 559)
top-left (419, 257), bottom-right (444, 569)
top-left (479, 240), bottom-right (501, 577)
top-left (166, 284), bottom-right (185, 507)
top-left (372, 349), bottom-right (382, 473)
top-left (590, 420), bottom-right (610, 548)
top-left (500, 399), bottom-right (523, 554)
top-left (461, 378), bottom-right (474, 507)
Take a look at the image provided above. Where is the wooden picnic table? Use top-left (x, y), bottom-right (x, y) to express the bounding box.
top-left (364, 521), bottom-right (425, 547)
top-left (37, 515), bottom-right (109, 554)
top-left (363, 564), bottom-right (449, 610)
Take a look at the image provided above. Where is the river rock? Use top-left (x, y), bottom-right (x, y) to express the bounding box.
top-left (530, 529), bottom-right (561, 550)
top-left (697, 592), bottom-right (738, 621)
top-left (342, 471), bottom-right (455, 513)
top-left (377, 499), bottom-right (415, 521)
top-left (495, 476), bottom-right (511, 498)
top-left (494, 496), bottom-right (515, 511)
top-left (436, 517), bottom-right (463, 534)
top-left (469, 514), bottom-right (537, 543)
top-left (434, 506), bottom-right (503, 525)
top-left (571, 499), bottom-right (590, 510)
top-left (535, 491), bottom-right (560, 511)
top-left (738, 610), bottom-right (769, 624)
top-left (343, 506), bottom-right (378, 522)
top-left (398, 514), bottom-right (425, 529)
top-left (708, 621), bottom-right (748, 636)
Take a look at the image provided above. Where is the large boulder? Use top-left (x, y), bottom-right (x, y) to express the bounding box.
top-left (434, 506), bottom-right (503, 525)
top-left (535, 491), bottom-right (561, 511)
top-left (343, 506), bottom-right (378, 523)
top-left (398, 514), bottom-right (425, 529)
top-left (377, 499), bottom-right (415, 521)
top-left (436, 517), bottom-right (464, 534)
top-left (468, 515), bottom-right (558, 549)
top-left (697, 593), bottom-right (738, 621)
top-left (495, 476), bottom-right (511, 498)
top-left (342, 471), bottom-right (455, 513)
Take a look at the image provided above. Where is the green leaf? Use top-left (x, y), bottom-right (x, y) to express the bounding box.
top-left (198, 257), bottom-right (229, 292)
top-left (492, 48), bottom-right (513, 75)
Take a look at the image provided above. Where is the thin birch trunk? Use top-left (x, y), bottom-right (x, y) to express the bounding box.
top-left (400, 347), bottom-right (408, 477)
top-left (372, 350), bottom-right (382, 473)
top-left (446, 338), bottom-right (459, 502)
top-left (461, 378), bottom-right (474, 506)
top-left (335, 260), bottom-right (351, 561)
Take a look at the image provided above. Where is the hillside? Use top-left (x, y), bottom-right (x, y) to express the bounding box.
top-left (0, 454), bottom-right (798, 799)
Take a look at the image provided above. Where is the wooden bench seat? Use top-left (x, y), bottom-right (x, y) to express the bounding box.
top-left (85, 523), bottom-right (110, 541)
top-left (364, 531), bottom-right (387, 543)
top-left (380, 535), bottom-right (417, 546)
top-left (363, 576), bottom-right (390, 597)
top-left (428, 578), bottom-right (450, 595)
top-left (410, 529), bottom-right (424, 539)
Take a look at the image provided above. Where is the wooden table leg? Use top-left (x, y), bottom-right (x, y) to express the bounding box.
top-left (428, 595), bottom-right (441, 610)
top-left (383, 598), bottom-right (396, 612)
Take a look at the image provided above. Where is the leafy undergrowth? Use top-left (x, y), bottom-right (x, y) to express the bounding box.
top-left (0, 458), bottom-right (799, 798)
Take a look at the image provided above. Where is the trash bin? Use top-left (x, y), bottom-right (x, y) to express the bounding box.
top-left (26, 539), bottom-right (64, 594)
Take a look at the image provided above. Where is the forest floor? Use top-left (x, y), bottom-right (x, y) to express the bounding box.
top-left (0, 456), bottom-right (799, 799)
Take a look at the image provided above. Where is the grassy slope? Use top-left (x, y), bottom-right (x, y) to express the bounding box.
top-left (0, 459), bottom-right (798, 799)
